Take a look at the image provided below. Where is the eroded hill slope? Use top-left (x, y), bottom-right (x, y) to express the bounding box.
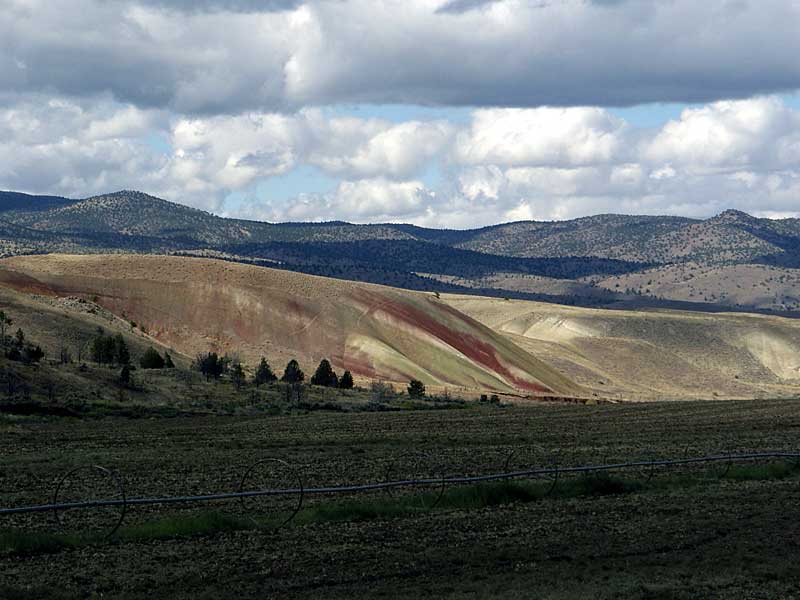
top-left (443, 294), bottom-right (800, 400)
top-left (0, 254), bottom-right (579, 397)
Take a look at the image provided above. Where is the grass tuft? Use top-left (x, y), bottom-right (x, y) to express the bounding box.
top-left (0, 528), bottom-right (76, 556)
top-left (118, 511), bottom-right (251, 541)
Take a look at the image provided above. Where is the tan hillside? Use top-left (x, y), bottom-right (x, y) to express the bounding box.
top-left (0, 254), bottom-right (579, 397)
top-left (443, 294), bottom-right (800, 400)
top-left (596, 263), bottom-right (800, 312)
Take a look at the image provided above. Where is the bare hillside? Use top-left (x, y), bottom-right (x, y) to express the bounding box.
top-left (443, 294), bottom-right (800, 400)
top-left (0, 254), bottom-right (579, 397)
top-left (596, 263), bottom-right (800, 312)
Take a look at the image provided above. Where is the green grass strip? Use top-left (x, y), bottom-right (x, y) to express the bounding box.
top-left (2, 460), bottom-right (798, 556)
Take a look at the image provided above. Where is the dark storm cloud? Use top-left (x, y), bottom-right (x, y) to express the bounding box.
top-left (1, 0), bottom-right (799, 114)
top-left (435, 0), bottom-right (502, 14)
top-left (123, 0), bottom-right (304, 12)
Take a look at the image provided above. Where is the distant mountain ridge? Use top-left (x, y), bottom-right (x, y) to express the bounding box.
top-left (1, 189), bottom-right (799, 314)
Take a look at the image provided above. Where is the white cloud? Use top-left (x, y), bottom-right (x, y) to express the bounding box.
top-left (162, 110), bottom-right (453, 205)
top-left (454, 107), bottom-right (626, 167)
top-left (308, 118), bottom-right (454, 180)
top-left (248, 178), bottom-right (436, 222)
top-left (0, 97), bottom-right (169, 197)
top-left (642, 97), bottom-right (800, 171)
top-left (4, 94), bottom-right (800, 225)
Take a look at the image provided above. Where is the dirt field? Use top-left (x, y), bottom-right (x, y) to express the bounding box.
top-left (2, 399), bottom-right (800, 599)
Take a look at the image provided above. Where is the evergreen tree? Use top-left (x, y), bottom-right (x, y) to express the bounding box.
top-left (164, 352), bottom-right (175, 368)
top-left (120, 364), bottom-right (131, 386)
top-left (21, 344), bottom-right (44, 365)
top-left (407, 379), bottom-right (426, 398)
top-left (310, 359), bottom-right (338, 387)
top-left (195, 352), bottom-right (224, 380)
top-left (113, 334), bottom-right (130, 365)
top-left (339, 370), bottom-right (354, 389)
top-left (91, 331), bottom-right (115, 365)
top-left (14, 328), bottom-right (24, 348)
top-left (140, 347), bottom-right (166, 369)
top-left (281, 359), bottom-right (305, 384)
top-left (253, 357), bottom-right (277, 386)
top-left (230, 361), bottom-right (246, 390)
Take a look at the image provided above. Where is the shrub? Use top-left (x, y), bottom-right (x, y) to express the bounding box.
top-left (230, 362), bottom-right (246, 390)
top-left (0, 310), bottom-right (11, 344)
top-left (140, 347), bottom-right (165, 369)
top-left (163, 352), bottom-right (175, 369)
top-left (370, 381), bottom-right (394, 403)
top-left (194, 352), bottom-right (225, 380)
top-left (91, 330), bottom-right (129, 365)
top-left (113, 334), bottom-right (130, 365)
top-left (59, 346), bottom-right (73, 364)
top-left (21, 344), bottom-right (44, 365)
top-left (407, 379), bottom-right (426, 399)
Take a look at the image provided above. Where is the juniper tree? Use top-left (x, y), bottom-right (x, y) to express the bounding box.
top-left (311, 359), bottom-right (338, 387)
top-left (195, 352), bottom-right (224, 380)
top-left (407, 379), bottom-right (426, 399)
top-left (281, 359), bottom-right (305, 384)
top-left (339, 370), bottom-right (354, 389)
top-left (253, 357), bottom-right (277, 387)
top-left (114, 334), bottom-right (130, 365)
top-left (230, 361), bottom-right (246, 390)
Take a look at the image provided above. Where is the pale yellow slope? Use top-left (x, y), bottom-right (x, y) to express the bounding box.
top-left (443, 294), bottom-right (800, 400)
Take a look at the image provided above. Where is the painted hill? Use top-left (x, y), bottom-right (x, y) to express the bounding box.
top-left (0, 254), bottom-right (580, 397)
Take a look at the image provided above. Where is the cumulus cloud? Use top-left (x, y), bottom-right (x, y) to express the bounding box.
top-left (245, 178), bottom-right (436, 222)
top-left (454, 108), bottom-right (626, 167)
top-left (2, 1), bottom-right (800, 113)
top-left (642, 97), bottom-right (800, 171)
top-left (0, 97), bottom-right (169, 197)
top-left (163, 110), bottom-right (453, 204)
top-left (307, 117), bottom-right (454, 180)
top-left (444, 97), bottom-right (800, 222)
top-left (3, 92), bottom-right (800, 225)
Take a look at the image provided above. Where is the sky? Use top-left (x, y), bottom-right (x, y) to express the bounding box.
top-left (2, 0), bottom-right (800, 227)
